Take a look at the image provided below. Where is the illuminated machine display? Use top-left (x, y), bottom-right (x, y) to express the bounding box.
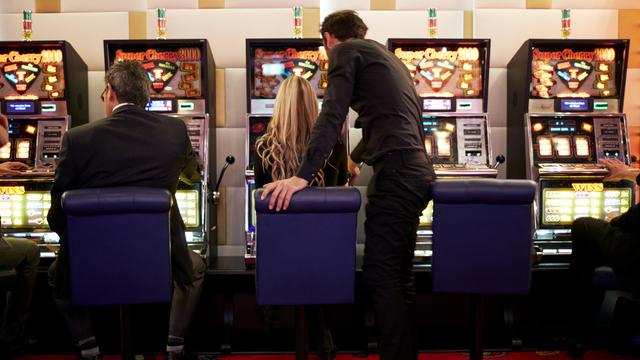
top-left (0, 41), bottom-right (88, 257)
top-left (507, 39), bottom-right (633, 263)
top-left (104, 39), bottom-right (216, 259)
top-left (244, 39), bottom-right (329, 267)
top-left (388, 39), bottom-right (497, 261)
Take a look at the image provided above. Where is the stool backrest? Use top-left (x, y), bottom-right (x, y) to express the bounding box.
top-left (254, 187), bottom-right (361, 305)
top-left (431, 179), bottom-right (536, 295)
top-left (62, 187), bottom-right (172, 306)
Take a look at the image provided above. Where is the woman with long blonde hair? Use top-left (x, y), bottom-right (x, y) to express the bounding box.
top-left (254, 75), bottom-right (348, 188)
top-left (253, 75), bottom-right (347, 360)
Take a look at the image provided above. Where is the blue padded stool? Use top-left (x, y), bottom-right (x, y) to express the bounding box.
top-left (255, 187), bottom-right (361, 360)
top-left (594, 266), bottom-right (640, 352)
top-left (431, 178), bottom-right (536, 360)
top-left (62, 187), bottom-right (173, 360)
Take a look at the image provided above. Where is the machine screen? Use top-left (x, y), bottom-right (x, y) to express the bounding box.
top-left (423, 98), bottom-right (453, 111)
top-left (392, 44), bottom-right (486, 99)
top-left (108, 46), bottom-right (203, 99)
top-left (145, 99), bottom-right (174, 112)
top-left (249, 45), bottom-right (328, 99)
top-left (419, 201), bottom-right (434, 227)
top-left (5, 101), bottom-right (37, 114)
top-left (0, 188), bottom-right (50, 229)
top-left (540, 181), bottom-right (632, 226)
top-left (175, 189), bottom-right (199, 228)
top-left (423, 118), bottom-right (458, 163)
top-left (0, 45), bottom-right (65, 100)
top-left (530, 46), bottom-right (621, 99)
top-left (558, 98), bottom-right (591, 112)
top-left (531, 118), bottom-right (597, 163)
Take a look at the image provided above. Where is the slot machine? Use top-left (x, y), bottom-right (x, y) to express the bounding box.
top-left (388, 39), bottom-right (498, 262)
top-left (103, 39), bottom-right (216, 260)
top-left (244, 39), bottom-right (329, 267)
top-left (507, 39), bottom-right (633, 264)
top-left (0, 41), bottom-right (88, 258)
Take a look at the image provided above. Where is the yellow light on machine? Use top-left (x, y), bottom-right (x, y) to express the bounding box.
top-left (15, 139), bottom-right (31, 160)
top-left (0, 143), bottom-right (11, 159)
top-left (444, 123), bottom-right (455, 132)
top-left (0, 186), bottom-right (26, 195)
top-left (533, 123), bottom-right (544, 132)
top-left (25, 125), bottom-right (36, 135)
top-left (581, 123), bottom-right (592, 132)
top-left (572, 183), bottom-right (604, 192)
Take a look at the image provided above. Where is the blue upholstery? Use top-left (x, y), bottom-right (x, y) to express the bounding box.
top-left (254, 187), bottom-right (361, 305)
top-left (431, 179), bottom-right (536, 295)
top-left (594, 266), bottom-right (628, 291)
top-left (63, 187), bottom-right (172, 306)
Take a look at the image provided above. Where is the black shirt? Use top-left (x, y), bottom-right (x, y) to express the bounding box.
top-left (297, 39), bottom-right (426, 182)
top-left (254, 141), bottom-right (348, 188)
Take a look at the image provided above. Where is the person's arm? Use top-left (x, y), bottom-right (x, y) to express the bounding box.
top-left (350, 139), bottom-right (365, 164)
top-left (296, 44), bottom-right (360, 182)
top-left (601, 158), bottom-right (640, 182)
top-left (0, 114), bottom-right (9, 147)
top-left (0, 162), bottom-right (29, 176)
top-left (47, 133), bottom-right (76, 236)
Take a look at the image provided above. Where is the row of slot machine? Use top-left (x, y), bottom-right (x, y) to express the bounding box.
top-left (243, 37), bottom-right (636, 267)
top-left (0, 39), bottom-right (218, 262)
top-left (0, 36), bottom-right (633, 268)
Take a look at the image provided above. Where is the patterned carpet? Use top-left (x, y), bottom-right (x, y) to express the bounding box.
top-left (13, 351), bottom-right (640, 360)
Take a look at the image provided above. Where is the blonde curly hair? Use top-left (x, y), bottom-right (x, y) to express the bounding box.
top-left (255, 76), bottom-right (325, 185)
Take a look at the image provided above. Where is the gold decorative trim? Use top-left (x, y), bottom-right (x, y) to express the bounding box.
top-left (464, 10), bottom-right (474, 39)
top-left (199, 0), bottom-right (225, 9)
top-left (371, 0), bottom-right (395, 10)
top-left (128, 12), bottom-right (147, 40)
top-left (215, 69), bottom-right (226, 128)
top-left (216, 187), bottom-right (227, 245)
top-left (35, 0), bottom-right (61, 13)
top-left (303, 8), bottom-right (321, 39)
top-left (526, 0), bottom-right (552, 9)
top-left (619, 10), bottom-right (640, 69)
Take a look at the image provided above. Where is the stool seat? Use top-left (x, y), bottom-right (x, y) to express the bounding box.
top-left (594, 266), bottom-right (628, 291)
top-left (63, 187), bottom-right (173, 306)
top-left (430, 178), bottom-right (536, 360)
top-left (254, 187), bottom-right (361, 305)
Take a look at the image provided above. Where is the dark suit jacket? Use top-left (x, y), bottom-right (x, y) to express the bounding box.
top-left (48, 104), bottom-right (201, 299)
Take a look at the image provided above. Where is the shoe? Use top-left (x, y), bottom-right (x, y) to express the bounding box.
top-left (0, 337), bottom-right (38, 359)
top-left (166, 350), bottom-right (187, 360)
top-left (81, 355), bottom-right (103, 360)
top-left (567, 341), bottom-right (587, 359)
top-left (319, 348), bottom-right (337, 360)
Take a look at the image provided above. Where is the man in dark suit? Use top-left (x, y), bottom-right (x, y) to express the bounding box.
top-left (47, 60), bottom-right (205, 360)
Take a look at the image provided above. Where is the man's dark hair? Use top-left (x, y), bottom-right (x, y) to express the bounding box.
top-left (320, 10), bottom-right (368, 41)
top-left (104, 59), bottom-right (150, 108)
